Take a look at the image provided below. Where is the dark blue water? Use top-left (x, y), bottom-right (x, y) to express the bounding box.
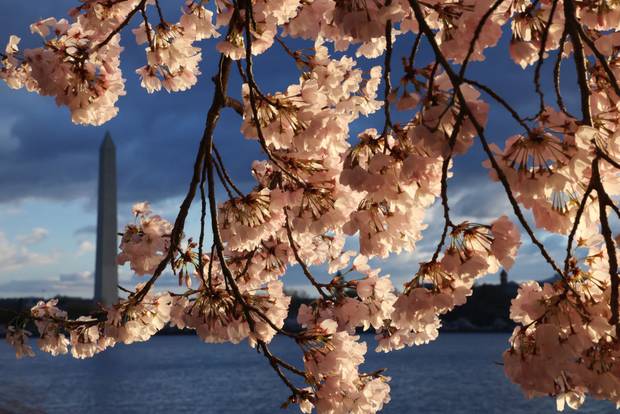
top-left (0, 333), bottom-right (614, 413)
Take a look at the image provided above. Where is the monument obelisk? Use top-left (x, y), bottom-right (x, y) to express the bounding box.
top-left (94, 132), bottom-right (118, 305)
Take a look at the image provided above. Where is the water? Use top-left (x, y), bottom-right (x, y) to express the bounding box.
top-left (0, 333), bottom-right (614, 413)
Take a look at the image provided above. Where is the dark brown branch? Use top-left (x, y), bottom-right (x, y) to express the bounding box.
top-left (234, 249), bottom-right (257, 282)
top-left (458, 0), bottom-right (505, 79)
top-left (213, 144), bottom-right (244, 196)
top-left (408, 32), bottom-right (423, 67)
top-left (563, 181), bottom-right (594, 275)
top-left (154, 0), bottom-right (165, 23)
top-left (562, 2), bottom-right (619, 320)
top-left (187, 2), bottom-right (305, 399)
top-left (275, 36), bottom-right (304, 65)
top-left (134, 53), bottom-right (234, 302)
top-left (563, 0), bottom-right (592, 124)
top-left (204, 92), bottom-right (301, 399)
top-left (198, 156), bottom-right (209, 287)
top-left (240, 6), bottom-right (304, 186)
top-left (258, 342), bottom-right (302, 397)
top-left (593, 159), bottom-right (619, 328)
top-left (224, 97), bottom-right (244, 115)
top-left (553, 27), bottom-right (573, 117)
top-left (576, 24), bottom-right (620, 99)
top-left (269, 351), bottom-right (306, 377)
top-left (600, 203), bottom-right (619, 328)
top-left (283, 208), bottom-right (330, 299)
top-left (598, 149), bottom-right (620, 170)
top-left (609, 201), bottom-right (620, 220)
top-left (431, 109), bottom-right (465, 263)
top-left (213, 152), bottom-right (236, 200)
top-left (532, 0), bottom-right (559, 118)
top-left (92, 0), bottom-right (147, 52)
top-left (207, 243), bottom-right (215, 289)
top-left (381, 13), bottom-right (394, 137)
top-left (464, 78), bottom-right (532, 133)
top-left (138, 2), bottom-right (154, 49)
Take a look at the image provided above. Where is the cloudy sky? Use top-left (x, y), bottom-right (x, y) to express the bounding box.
top-left (0, 2), bottom-right (580, 298)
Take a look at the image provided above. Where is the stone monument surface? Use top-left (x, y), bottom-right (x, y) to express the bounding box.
top-left (94, 132), bottom-right (118, 305)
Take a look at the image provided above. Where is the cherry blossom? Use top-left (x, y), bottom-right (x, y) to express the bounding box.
top-left (117, 203), bottom-right (173, 275)
top-left (3, 0), bottom-right (620, 412)
top-left (6, 326), bottom-right (35, 359)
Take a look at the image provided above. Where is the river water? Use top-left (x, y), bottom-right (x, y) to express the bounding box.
top-left (0, 333), bottom-right (614, 413)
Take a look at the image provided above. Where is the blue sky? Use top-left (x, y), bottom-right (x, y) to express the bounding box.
top-left (0, 2), bottom-right (579, 298)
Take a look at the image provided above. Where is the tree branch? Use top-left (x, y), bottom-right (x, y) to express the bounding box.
top-left (531, 0), bottom-right (559, 118)
top-left (283, 208), bottom-right (330, 299)
top-left (134, 53), bottom-right (233, 302)
top-left (563, 0), bottom-right (592, 124)
top-left (593, 159), bottom-right (619, 328)
top-left (381, 12), bottom-right (394, 137)
top-left (409, 0), bottom-right (564, 278)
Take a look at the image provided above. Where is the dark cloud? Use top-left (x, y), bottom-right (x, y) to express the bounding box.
top-left (0, 5), bottom-right (582, 211)
top-left (0, 4), bottom-right (264, 206)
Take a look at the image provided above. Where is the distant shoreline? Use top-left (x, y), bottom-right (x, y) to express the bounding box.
top-left (0, 282), bottom-right (519, 338)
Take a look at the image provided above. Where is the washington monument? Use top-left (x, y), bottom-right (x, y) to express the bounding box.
top-left (94, 132), bottom-right (118, 305)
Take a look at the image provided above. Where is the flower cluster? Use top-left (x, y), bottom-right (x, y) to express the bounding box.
top-left (3, 17), bottom-right (125, 125)
top-left (295, 256), bottom-right (397, 335)
top-left (341, 128), bottom-right (439, 258)
top-left (134, 12), bottom-right (208, 93)
top-left (505, 240), bottom-right (620, 410)
top-left (6, 286), bottom-right (174, 359)
top-left (6, 326), bottom-right (35, 359)
top-left (486, 110), bottom-right (620, 237)
top-left (170, 280), bottom-right (290, 347)
top-left (376, 216), bottom-right (521, 352)
top-left (105, 288), bottom-right (173, 346)
top-left (117, 202), bottom-right (173, 275)
top-left (509, 1), bottom-right (564, 68)
top-left (31, 299), bottom-right (70, 356)
top-left (299, 320), bottom-right (391, 414)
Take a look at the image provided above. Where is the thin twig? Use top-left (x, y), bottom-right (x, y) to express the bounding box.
top-left (531, 0), bottom-right (559, 119)
top-left (138, 2), bottom-right (154, 49)
top-left (553, 27), bottom-right (573, 117)
top-left (213, 153), bottom-right (235, 200)
top-left (381, 5), bottom-right (394, 137)
top-left (563, 182), bottom-right (594, 275)
top-left (576, 24), bottom-right (620, 99)
top-left (458, 0), bottom-right (505, 79)
top-left (431, 108), bottom-right (465, 262)
top-left (563, 0), bottom-right (592, 124)
top-left (408, 32), bottom-right (422, 67)
top-left (464, 78), bottom-right (532, 133)
top-left (92, 0), bottom-right (147, 52)
top-left (134, 53), bottom-right (234, 302)
top-left (154, 0), bottom-right (166, 23)
top-left (240, 3), bottom-right (303, 186)
top-left (213, 145), bottom-right (244, 196)
top-left (198, 156), bottom-right (210, 287)
top-left (283, 208), bottom-right (330, 299)
top-left (593, 159), bottom-right (619, 328)
top-left (598, 149), bottom-right (620, 170)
